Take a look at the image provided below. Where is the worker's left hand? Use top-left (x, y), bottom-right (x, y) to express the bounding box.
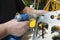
top-left (22, 7), bottom-right (47, 17)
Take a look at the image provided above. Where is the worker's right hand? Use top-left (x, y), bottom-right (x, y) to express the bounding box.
top-left (4, 19), bottom-right (29, 37)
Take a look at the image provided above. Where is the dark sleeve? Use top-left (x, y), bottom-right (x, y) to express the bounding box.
top-left (16, 0), bottom-right (26, 12)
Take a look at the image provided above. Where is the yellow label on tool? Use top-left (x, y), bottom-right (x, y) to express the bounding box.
top-left (30, 19), bottom-right (36, 28)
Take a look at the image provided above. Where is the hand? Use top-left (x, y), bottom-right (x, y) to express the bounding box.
top-left (22, 7), bottom-right (47, 17)
top-left (5, 19), bottom-right (29, 36)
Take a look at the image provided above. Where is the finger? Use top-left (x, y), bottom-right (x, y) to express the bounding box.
top-left (37, 10), bottom-right (48, 14)
top-left (19, 21), bottom-right (29, 25)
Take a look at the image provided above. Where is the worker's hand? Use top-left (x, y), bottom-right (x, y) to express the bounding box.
top-left (5, 19), bottom-right (29, 36)
top-left (22, 7), bottom-right (47, 17)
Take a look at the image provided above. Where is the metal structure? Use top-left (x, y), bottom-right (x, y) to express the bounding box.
top-left (22, 0), bottom-right (60, 40)
top-left (33, 0), bottom-right (60, 11)
top-left (43, 0), bottom-right (60, 11)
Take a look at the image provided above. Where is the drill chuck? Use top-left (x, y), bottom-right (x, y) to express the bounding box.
top-left (15, 13), bottom-right (29, 21)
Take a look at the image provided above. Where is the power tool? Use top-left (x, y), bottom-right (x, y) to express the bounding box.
top-left (8, 13), bottom-right (40, 40)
